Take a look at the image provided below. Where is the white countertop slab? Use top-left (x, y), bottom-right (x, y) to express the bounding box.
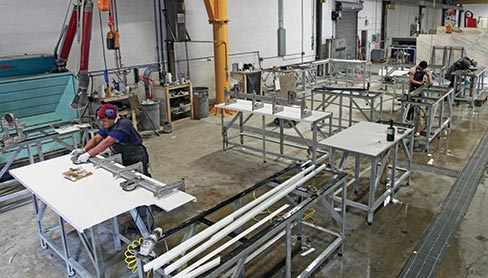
top-left (216, 99), bottom-right (331, 123)
top-left (10, 155), bottom-right (195, 231)
top-left (319, 122), bottom-right (412, 157)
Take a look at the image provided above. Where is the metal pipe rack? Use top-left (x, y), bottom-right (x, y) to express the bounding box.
top-left (310, 87), bottom-right (383, 133)
top-left (140, 162), bottom-right (348, 278)
top-left (401, 86), bottom-right (454, 152)
top-left (215, 91), bottom-right (332, 165)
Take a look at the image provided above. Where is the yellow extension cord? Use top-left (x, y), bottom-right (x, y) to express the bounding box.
top-left (252, 190), bottom-right (316, 224)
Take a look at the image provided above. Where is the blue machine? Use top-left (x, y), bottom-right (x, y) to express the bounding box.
top-left (0, 54), bottom-right (79, 165)
top-left (0, 54), bottom-right (54, 78)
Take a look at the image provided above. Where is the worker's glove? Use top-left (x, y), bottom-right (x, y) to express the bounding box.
top-left (76, 152), bottom-right (91, 164)
top-left (70, 148), bottom-right (85, 157)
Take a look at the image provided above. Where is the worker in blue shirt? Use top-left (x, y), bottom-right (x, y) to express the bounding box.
top-left (72, 103), bottom-right (150, 175)
top-left (71, 103), bottom-right (153, 230)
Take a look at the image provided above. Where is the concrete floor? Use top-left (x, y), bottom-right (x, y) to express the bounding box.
top-left (1, 80), bottom-right (487, 277)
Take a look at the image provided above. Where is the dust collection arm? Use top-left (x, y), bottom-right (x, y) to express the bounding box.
top-left (72, 0), bottom-right (94, 110)
top-left (53, 0), bottom-right (94, 110)
top-left (54, 2), bottom-right (79, 72)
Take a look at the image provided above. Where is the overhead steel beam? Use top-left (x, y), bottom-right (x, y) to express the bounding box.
top-left (384, 0), bottom-right (464, 10)
top-left (454, 0), bottom-right (487, 4)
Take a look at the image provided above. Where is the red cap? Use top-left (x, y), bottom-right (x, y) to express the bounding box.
top-left (97, 103), bottom-right (117, 119)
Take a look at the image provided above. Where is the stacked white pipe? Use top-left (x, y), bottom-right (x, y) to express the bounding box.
top-left (143, 163), bottom-right (326, 277)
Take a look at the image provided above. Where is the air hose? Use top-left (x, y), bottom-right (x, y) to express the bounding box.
top-left (124, 237), bottom-right (143, 273)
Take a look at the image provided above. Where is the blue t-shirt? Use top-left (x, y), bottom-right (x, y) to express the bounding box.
top-left (97, 116), bottom-right (143, 146)
top-left (97, 116), bottom-right (149, 165)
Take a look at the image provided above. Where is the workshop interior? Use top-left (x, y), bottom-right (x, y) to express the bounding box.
top-left (1, 0), bottom-right (488, 277)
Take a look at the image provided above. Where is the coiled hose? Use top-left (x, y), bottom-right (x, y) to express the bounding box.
top-left (124, 237), bottom-right (143, 273)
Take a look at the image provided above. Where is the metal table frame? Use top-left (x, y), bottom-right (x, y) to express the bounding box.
top-left (401, 86), bottom-right (453, 151)
top-left (261, 59), bottom-right (371, 94)
top-left (30, 195), bottom-right (142, 278)
top-left (10, 154), bottom-right (195, 278)
top-left (310, 87), bottom-right (383, 133)
top-left (312, 58), bottom-right (371, 89)
top-left (430, 46), bottom-right (465, 87)
top-left (0, 125), bottom-right (89, 203)
top-left (261, 64), bottom-right (317, 92)
top-left (140, 162), bottom-right (348, 278)
top-left (452, 67), bottom-right (486, 108)
top-left (320, 122), bottom-right (414, 224)
top-left (216, 99), bottom-right (332, 165)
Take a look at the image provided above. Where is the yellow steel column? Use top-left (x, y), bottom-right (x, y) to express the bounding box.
top-left (204, 0), bottom-right (230, 114)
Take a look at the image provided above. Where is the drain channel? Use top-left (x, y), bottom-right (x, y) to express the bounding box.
top-left (399, 129), bottom-right (488, 278)
top-left (398, 161), bottom-right (462, 178)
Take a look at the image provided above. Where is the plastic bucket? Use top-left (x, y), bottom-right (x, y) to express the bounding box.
top-left (140, 101), bottom-right (161, 131)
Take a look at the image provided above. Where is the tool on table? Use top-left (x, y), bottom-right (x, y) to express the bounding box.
top-left (63, 167), bottom-right (93, 181)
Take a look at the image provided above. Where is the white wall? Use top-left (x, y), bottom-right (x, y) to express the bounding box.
top-left (385, 3), bottom-right (419, 43)
top-left (179, 0), bottom-right (319, 97)
top-left (0, 0), bottom-right (324, 100)
top-left (383, 3), bottom-right (446, 46)
top-left (463, 4), bottom-right (488, 20)
top-left (421, 6), bottom-right (443, 34)
top-left (0, 0), bottom-right (157, 85)
top-left (0, 0), bottom-right (382, 101)
top-left (358, 0), bottom-right (382, 61)
top-left (322, 1), bottom-right (335, 41)
top-left (0, 0), bottom-right (158, 104)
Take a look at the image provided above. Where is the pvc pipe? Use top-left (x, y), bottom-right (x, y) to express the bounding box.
top-left (143, 164), bottom-right (317, 272)
top-left (175, 257), bottom-right (221, 278)
top-left (174, 204), bottom-right (290, 277)
top-left (160, 165), bottom-right (325, 274)
top-left (221, 230), bottom-right (287, 278)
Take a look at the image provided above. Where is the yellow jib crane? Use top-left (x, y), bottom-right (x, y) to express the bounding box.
top-left (204, 0), bottom-right (231, 115)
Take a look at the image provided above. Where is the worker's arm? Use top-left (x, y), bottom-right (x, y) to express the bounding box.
top-left (409, 73), bottom-right (424, 86)
top-left (86, 136), bottom-right (117, 156)
top-left (83, 134), bottom-right (104, 152)
top-left (427, 71), bottom-right (433, 85)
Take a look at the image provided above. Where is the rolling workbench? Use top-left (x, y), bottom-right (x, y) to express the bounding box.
top-left (452, 67), bottom-right (486, 108)
top-left (9, 155), bottom-right (195, 278)
top-left (319, 121), bottom-right (414, 224)
top-left (216, 99), bottom-right (332, 165)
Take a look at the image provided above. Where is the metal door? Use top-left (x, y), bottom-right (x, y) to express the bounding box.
top-left (335, 11), bottom-right (358, 59)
